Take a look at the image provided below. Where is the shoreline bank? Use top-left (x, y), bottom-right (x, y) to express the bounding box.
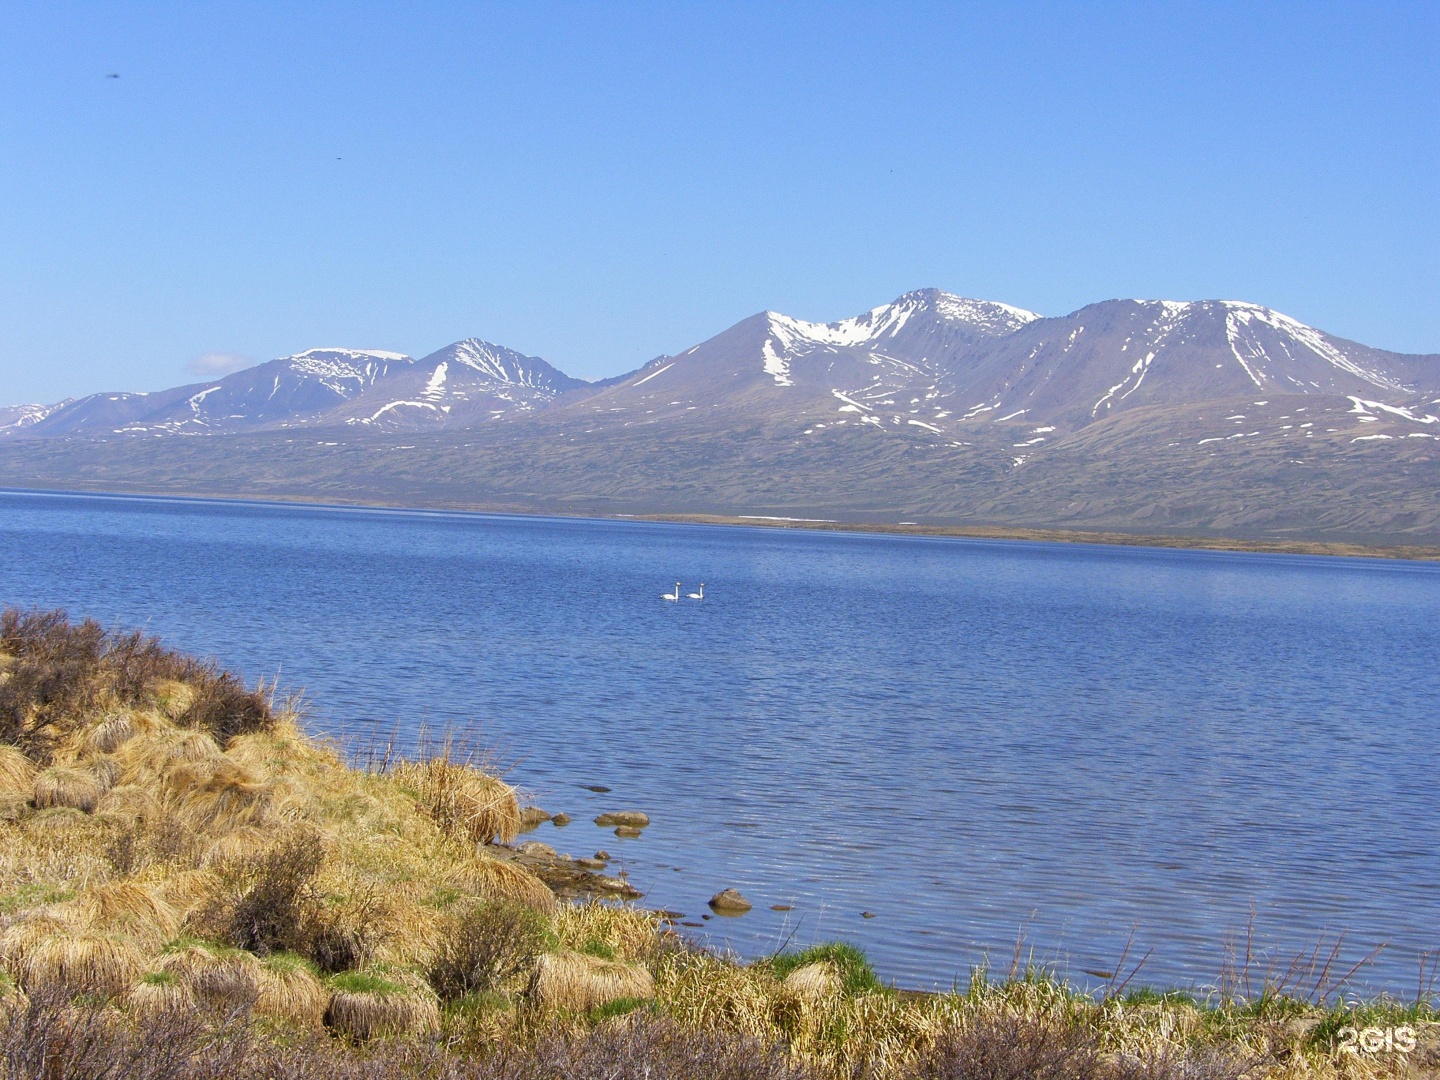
top-left (6, 484), bottom-right (1440, 563)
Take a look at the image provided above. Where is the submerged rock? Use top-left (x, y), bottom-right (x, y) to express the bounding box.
top-left (551, 813), bottom-right (572, 827)
top-left (590, 876), bottom-right (642, 898)
top-left (613, 825), bottom-right (643, 839)
top-left (594, 811), bottom-right (649, 828)
top-left (708, 888), bottom-right (752, 915)
top-left (495, 840), bottom-right (643, 901)
top-left (519, 807), bottom-right (552, 831)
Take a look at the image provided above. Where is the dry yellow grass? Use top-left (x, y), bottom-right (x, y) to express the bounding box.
top-left (127, 971), bottom-right (194, 1016)
top-left (14, 930), bottom-right (144, 997)
top-left (89, 710), bottom-right (142, 753)
top-left (324, 970), bottom-right (440, 1041)
top-left (395, 758), bottom-right (521, 845)
top-left (32, 766), bottom-right (102, 813)
top-left (95, 782), bottom-right (164, 822)
top-left (158, 942), bottom-right (261, 1009)
top-left (151, 679), bottom-right (196, 719)
top-left (529, 951), bottom-right (655, 1011)
top-left (0, 744), bottom-right (37, 796)
top-left (89, 754), bottom-right (122, 791)
top-left (0, 910), bottom-right (86, 966)
top-left (255, 953), bottom-right (329, 1028)
top-left (783, 960), bottom-right (841, 1001)
top-left (199, 825), bottom-right (273, 867)
top-left (155, 869), bottom-right (221, 917)
top-left (76, 881), bottom-right (180, 945)
top-left (448, 857), bottom-right (557, 914)
top-left (165, 757), bottom-right (273, 834)
top-left (553, 901), bottom-right (663, 962)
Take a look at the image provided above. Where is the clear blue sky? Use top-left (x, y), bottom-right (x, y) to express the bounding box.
top-left (1, 1), bottom-right (1435, 404)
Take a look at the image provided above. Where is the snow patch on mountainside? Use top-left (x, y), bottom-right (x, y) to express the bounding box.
top-left (930, 293), bottom-right (1041, 334)
top-left (281, 349), bottom-right (410, 395)
top-left (424, 363), bottom-right (448, 400)
top-left (1219, 303), bottom-right (1407, 392)
top-left (1347, 396), bottom-right (1438, 425)
top-left (761, 341), bottom-right (793, 386)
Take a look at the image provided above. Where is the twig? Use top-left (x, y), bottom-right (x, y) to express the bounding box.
top-left (1104, 925), bottom-right (1137, 1000)
top-left (1113, 946), bottom-right (1155, 999)
top-left (1318, 942), bottom-right (1387, 1005)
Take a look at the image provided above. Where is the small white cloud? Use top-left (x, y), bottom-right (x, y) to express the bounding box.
top-left (186, 351), bottom-right (253, 377)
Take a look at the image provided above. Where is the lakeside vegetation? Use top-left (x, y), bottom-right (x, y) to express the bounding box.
top-left (0, 608), bottom-right (1433, 1078)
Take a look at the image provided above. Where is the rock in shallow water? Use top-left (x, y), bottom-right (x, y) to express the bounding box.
top-left (515, 841), bottom-right (557, 858)
top-left (613, 825), bottom-right (643, 839)
top-left (708, 888), bottom-right (752, 915)
top-left (519, 807), bottom-right (552, 831)
top-left (551, 813), bottom-right (572, 827)
top-left (594, 811), bottom-right (649, 828)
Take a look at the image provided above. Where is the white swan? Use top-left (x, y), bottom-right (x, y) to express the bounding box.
top-left (661, 582), bottom-right (680, 601)
top-left (687, 583), bottom-right (705, 600)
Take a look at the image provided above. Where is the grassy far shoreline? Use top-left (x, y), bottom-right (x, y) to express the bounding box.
top-left (4, 483), bottom-right (1440, 563)
top-left (0, 609), bottom-right (1436, 1078)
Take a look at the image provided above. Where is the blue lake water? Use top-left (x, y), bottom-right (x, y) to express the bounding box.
top-left (1, 488), bottom-right (1437, 997)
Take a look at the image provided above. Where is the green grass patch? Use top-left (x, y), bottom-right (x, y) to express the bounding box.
top-left (261, 951), bottom-right (320, 976)
top-left (579, 938), bottom-right (617, 961)
top-left (444, 990), bottom-right (511, 1019)
top-left (327, 970), bottom-right (406, 996)
top-left (587, 997), bottom-right (650, 1021)
top-left (767, 942), bottom-right (884, 996)
top-left (0, 884), bottom-right (74, 914)
top-left (426, 885), bottom-right (463, 909)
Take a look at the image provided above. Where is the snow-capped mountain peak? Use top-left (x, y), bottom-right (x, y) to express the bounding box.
top-left (752, 291), bottom-right (1043, 388)
top-left (441, 338), bottom-right (577, 391)
top-left (764, 290), bottom-right (1040, 358)
top-left (0, 402), bottom-right (67, 434)
top-left (288, 347), bottom-right (412, 363)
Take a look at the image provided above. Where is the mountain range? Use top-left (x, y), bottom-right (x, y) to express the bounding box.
top-left (3, 289), bottom-right (1437, 543)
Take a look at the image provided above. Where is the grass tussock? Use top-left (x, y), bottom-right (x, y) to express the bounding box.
top-left (14, 929), bottom-right (144, 997)
top-left (449, 855), bottom-right (560, 914)
top-left (0, 608), bottom-right (1431, 1078)
top-left (32, 766), bottom-right (102, 812)
top-left (0, 746), bottom-right (36, 797)
top-left (256, 952), bottom-right (328, 1028)
top-left (529, 950), bottom-right (656, 1012)
top-left (395, 757), bottom-right (523, 846)
top-left (324, 969), bottom-right (441, 1041)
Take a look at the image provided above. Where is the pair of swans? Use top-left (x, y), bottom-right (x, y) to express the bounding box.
top-left (662, 582), bottom-right (704, 601)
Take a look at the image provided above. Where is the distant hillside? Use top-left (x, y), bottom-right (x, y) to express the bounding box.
top-left (2, 290), bottom-right (1437, 543)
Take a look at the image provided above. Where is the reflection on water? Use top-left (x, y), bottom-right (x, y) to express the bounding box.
top-left (2, 489), bottom-right (1437, 992)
